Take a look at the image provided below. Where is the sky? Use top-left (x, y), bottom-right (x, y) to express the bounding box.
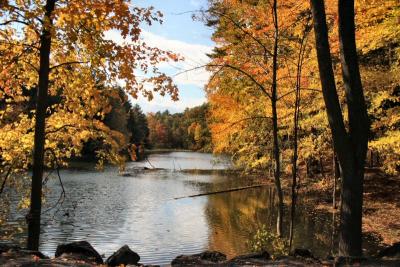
top-left (132, 0), bottom-right (214, 113)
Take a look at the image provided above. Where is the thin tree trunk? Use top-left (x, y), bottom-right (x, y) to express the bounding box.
top-left (319, 155), bottom-right (324, 174)
top-left (289, 24), bottom-right (309, 250)
top-left (271, 0), bottom-right (283, 237)
top-left (331, 209), bottom-right (337, 256)
top-left (27, 0), bottom-right (56, 251)
top-left (338, 0), bottom-right (369, 256)
top-left (369, 150), bottom-right (373, 168)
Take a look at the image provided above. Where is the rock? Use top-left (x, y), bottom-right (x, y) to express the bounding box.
top-left (0, 244), bottom-right (20, 253)
top-left (18, 249), bottom-right (49, 259)
top-left (293, 248), bottom-right (314, 259)
top-left (55, 241), bottom-right (103, 264)
top-left (378, 242), bottom-right (400, 259)
top-left (171, 251), bottom-right (226, 266)
top-left (232, 251), bottom-right (270, 260)
top-left (198, 251), bottom-right (226, 262)
top-left (0, 244), bottom-right (48, 259)
top-left (106, 245), bottom-right (140, 266)
top-left (229, 251), bottom-right (270, 265)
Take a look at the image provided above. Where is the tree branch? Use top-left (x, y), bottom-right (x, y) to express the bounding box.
top-left (45, 124), bottom-right (77, 135)
top-left (215, 116), bottom-right (273, 134)
top-left (50, 61), bottom-right (89, 71)
top-left (0, 163), bottom-right (14, 197)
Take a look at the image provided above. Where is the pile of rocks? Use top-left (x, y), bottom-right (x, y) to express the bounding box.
top-left (1, 241), bottom-right (399, 266)
top-left (0, 241), bottom-right (143, 267)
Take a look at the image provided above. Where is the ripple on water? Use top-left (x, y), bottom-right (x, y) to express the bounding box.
top-left (3, 152), bottom-right (382, 265)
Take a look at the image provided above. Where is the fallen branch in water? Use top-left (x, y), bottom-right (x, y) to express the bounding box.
top-left (173, 184), bottom-right (268, 200)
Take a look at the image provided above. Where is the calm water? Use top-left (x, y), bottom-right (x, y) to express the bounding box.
top-left (1, 152), bottom-right (380, 265)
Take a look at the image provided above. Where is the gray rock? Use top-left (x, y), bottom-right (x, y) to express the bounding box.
top-left (0, 244), bottom-right (20, 253)
top-left (171, 251), bottom-right (226, 266)
top-left (18, 249), bottom-right (49, 259)
top-left (228, 251), bottom-right (270, 265)
top-left (106, 245), bottom-right (140, 266)
top-left (55, 241), bottom-right (103, 264)
top-left (293, 248), bottom-right (314, 259)
top-left (231, 251), bottom-right (270, 260)
top-left (0, 244), bottom-right (48, 259)
top-left (378, 242), bottom-right (400, 259)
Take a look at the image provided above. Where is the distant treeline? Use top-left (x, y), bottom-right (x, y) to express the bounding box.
top-left (81, 92), bottom-right (212, 160)
top-left (146, 104), bottom-right (212, 152)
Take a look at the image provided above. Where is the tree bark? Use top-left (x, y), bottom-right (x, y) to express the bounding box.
top-left (310, 0), bottom-right (369, 257)
top-left (333, 153), bottom-right (340, 209)
top-left (27, 0), bottom-right (56, 251)
top-left (289, 24), bottom-right (309, 250)
top-left (338, 0), bottom-right (369, 256)
top-left (271, 0), bottom-right (283, 237)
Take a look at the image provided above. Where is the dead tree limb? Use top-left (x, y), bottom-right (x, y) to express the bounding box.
top-left (173, 184), bottom-right (268, 200)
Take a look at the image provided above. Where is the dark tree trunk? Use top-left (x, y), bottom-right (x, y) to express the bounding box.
top-left (27, 0), bottom-right (56, 251)
top-left (333, 153), bottom-right (340, 209)
top-left (310, 0), bottom-right (369, 257)
top-left (271, 0), bottom-right (283, 237)
top-left (338, 0), bottom-right (369, 256)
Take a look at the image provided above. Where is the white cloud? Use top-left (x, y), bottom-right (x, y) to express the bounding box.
top-left (105, 30), bottom-right (213, 87)
top-left (104, 30), bottom-right (213, 112)
top-left (130, 93), bottom-right (206, 114)
top-left (140, 30), bottom-right (213, 88)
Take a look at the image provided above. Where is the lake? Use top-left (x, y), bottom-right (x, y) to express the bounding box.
top-left (1, 152), bottom-right (380, 265)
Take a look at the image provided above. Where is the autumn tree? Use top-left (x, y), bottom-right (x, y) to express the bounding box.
top-left (0, 0), bottom-right (179, 250)
top-left (205, 0), bottom-right (317, 237)
top-left (205, 0), bottom-right (397, 254)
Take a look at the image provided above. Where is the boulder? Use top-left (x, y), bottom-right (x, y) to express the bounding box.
top-left (378, 242), bottom-right (400, 259)
top-left (55, 241), bottom-right (103, 264)
top-left (106, 245), bottom-right (140, 266)
top-left (293, 248), bottom-right (314, 259)
top-left (171, 251), bottom-right (226, 266)
top-left (229, 251), bottom-right (270, 265)
top-left (0, 244), bottom-right (48, 259)
top-left (0, 244), bottom-right (20, 254)
top-left (18, 249), bottom-right (49, 259)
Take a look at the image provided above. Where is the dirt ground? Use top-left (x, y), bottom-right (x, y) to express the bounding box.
top-left (296, 167), bottom-right (400, 247)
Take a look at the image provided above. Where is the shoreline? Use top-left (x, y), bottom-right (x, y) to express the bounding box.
top-left (1, 241), bottom-right (399, 266)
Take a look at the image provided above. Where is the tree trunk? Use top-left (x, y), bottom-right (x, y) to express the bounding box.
top-left (369, 150), bottom-right (373, 168)
top-left (338, 0), bottom-right (369, 256)
top-left (27, 0), bottom-right (56, 251)
top-left (310, 0), bottom-right (369, 257)
top-left (319, 155), bottom-right (324, 174)
top-left (333, 153), bottom-right (340, 209)
top-left (289, 24), bottom-right (309, 250)
top-left (271, 0), bottom-right (283, 237)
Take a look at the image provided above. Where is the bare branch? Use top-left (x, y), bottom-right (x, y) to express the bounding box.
top-left (215, 116), bottom-right (273, 134)
top-left (42, 148), bottom-right (66, 215)
top-left (50, 61), bottom-right (89, 71)
top-left (0, 162), bottom-right (15, 197)
top-left (175, 63), bottom-right (272, 99)
top-left (45, 124), bottom-right (77, 135)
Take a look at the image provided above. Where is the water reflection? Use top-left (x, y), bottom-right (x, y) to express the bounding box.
top-left (204, 186), bottom-right (334, 259)
top-left (1, 152), bottom-right (380, 265)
